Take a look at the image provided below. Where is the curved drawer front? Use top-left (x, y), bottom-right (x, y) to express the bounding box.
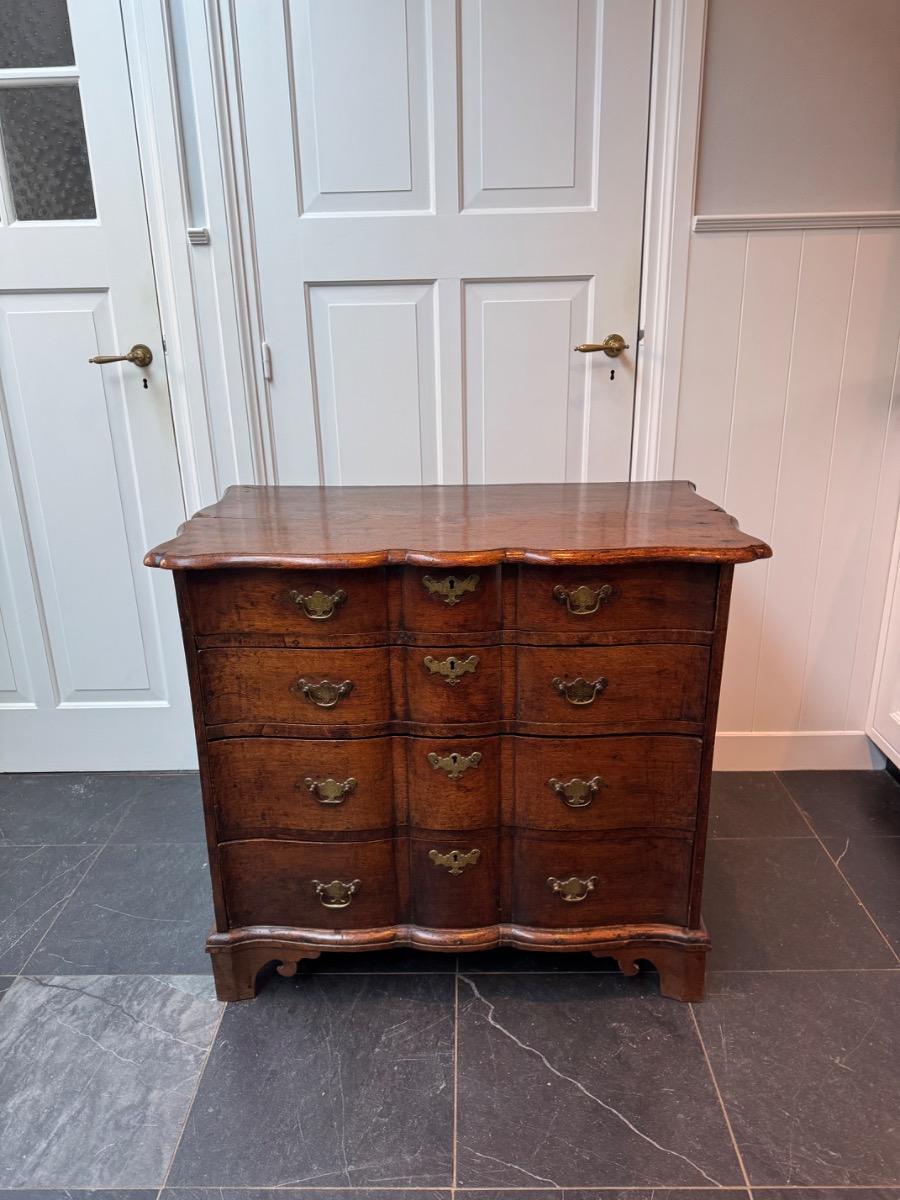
top-left (513, 735), bottom-right (702, 831)
top-left (410, 832), bottom-right (500, 928)
top-left (188, 567), bottom-right (387, 637)
top-left (198, 646), bottom-right (391, 728)
top-left (404, 646), bottom-right (503, 725)
top-left (220, 838), bottom-right (398, 930)
top-left (513, 831), bottom-right (691, 928)
top-left (516, 644), bottom-right (709, 732)
top-left (208, 737), bottom-right (396, 839)
top-left (517, 563), bottom-right (718, 634)
top-left (407, 737), bottom-right (500, 830)
top-left (401, 565), bottom-right (502, 633)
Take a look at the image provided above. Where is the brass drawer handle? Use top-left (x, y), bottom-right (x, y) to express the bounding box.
top-left (313, 878), bottom-right (360, 908)
top-left (422, 573), bottom-right (480, 606)
top-left (552, 582), bottom-right (613, 615)
top-left (429, 848), bottom-right (481, 875)
top-left (291, 678), bottom-right (353, 708)
top-left (552, 676), bottom-right (607, 706)
top-left (427, 750), bottom-right (482, 779)
top-left (548, 775), bottom-right (603, 808)
top-left (289, 587), bottom-right (347, 620)
top-left (423, 653), bottom-right (479, 686)
top-left (547, 874), bottom-right (598, 902)
top-left (303, 776), bottom-right (357, 805)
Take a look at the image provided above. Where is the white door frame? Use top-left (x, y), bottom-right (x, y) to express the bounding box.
top-left (122, 0), bottom-right (707, 507)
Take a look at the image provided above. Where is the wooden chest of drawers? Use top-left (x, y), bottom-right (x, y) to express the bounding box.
top-left (146, 481), bottom-right (769, 1002)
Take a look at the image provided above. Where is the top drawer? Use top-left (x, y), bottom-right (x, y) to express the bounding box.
top-left (187, 568), bottom-right (387, 637)
top-left (516, 563), bottom-right (718, 634)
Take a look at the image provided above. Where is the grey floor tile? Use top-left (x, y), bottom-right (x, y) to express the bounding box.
top-left (455, 972), bottom-right (743, 1188)
top-left (779, 769), bottom-right (900, 837)
top-left (2, 1193), bottom-right (156, 1200)
top-left (822, 834), bottom-right (900, 955)
top-left (109, 773), bottom-right (206, 844)
top-left (695, 972), bottom-right (900, 1185)
top-left (26, 844), bottom-right (213, 975)
top-left (168, 972), bottom-right (454, 1187)
top-left (0, 974), bottom-right (222, 1188)
top-left (703, 837), bottom-right (896, 969)
top-left (0, 975), bottom-right (13, 1000)
top-left (456, 1194), bottom-right (750, 1200)
top-left (0, 773), bottom-right (136, 845)
top-left (162, 1193), bottom-right (448, 1200)
top-left (710, 771), bottom-right (810, 838)
top-left (0, 844), bottom-right (100, 972)
top-left (758, 1193), bottom-right (900, 1200)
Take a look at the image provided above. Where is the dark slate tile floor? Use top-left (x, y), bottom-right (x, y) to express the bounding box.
top-left (0, 767), bottom-right (898, 1196)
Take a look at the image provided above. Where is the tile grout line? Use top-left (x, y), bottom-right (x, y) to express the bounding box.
top-left (774, 774), bottom-right (900, 965)
top-left (156, 990), bottom-right (229, 1196)
top-left (688, 1003), bottom-right (754, 1198)
top-left (14, 794), bottom-right (139, 986)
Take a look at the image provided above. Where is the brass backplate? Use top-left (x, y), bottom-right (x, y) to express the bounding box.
top-left (429, 848), bottom-right (481, 876)
top-left (422, 573), bottom-right (480, 606)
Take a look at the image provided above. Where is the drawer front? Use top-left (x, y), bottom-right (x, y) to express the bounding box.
top-left (198, 647), bottom-right (391, 727)
top-left (188, 567), bottom-right (387, 636)
top-left (513, 831), bottom-right (691, 928)
top-left (513, 735), bottom-right (702, 831)
top-left (220, 838), bottom-right (398, 929)
top-left (208, 737), bottom-right (395, 839)
top-left (516, 645), bottom-right (709, 730)
top-left (517, 563), bottom-right (718, 634)
top-left (411, 832), bottom-right (500, 928)
top-left (401, 565), bottom-right (501, 633)
top-left (407, 736), bottom-right (500, 830)
top-left (404, 646), bottom-right (502, 725)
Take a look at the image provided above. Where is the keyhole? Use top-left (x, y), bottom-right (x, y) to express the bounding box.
top-left (142, 377), bottom-right (149, 389)
top-left (609, 369), bottom-right (615, 381)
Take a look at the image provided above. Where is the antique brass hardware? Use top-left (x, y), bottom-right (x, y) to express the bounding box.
top-left (303, 776), bottom-right (357, 805)
top-left (552, 676), bottom-right (608, 706)
top-left (427, 750), bottom-right (482, 779)
top-left (547, 875), bottom-right (598, 902)
top-left (289, 587), bottom-right (347, 620)
top-left (312, 878), bottom-right (360, 908)
top-left (291, 678), bottom-right (353, 708)
top-left (422, 573), bottom-right (480, 606)
top-left (548, 776), bottom-right (603, 808)
top-left (574, 334), bottom-right (629, 358)
top-left (553, 582), bottom-right (614, 615)
top-left (423, 654), bottom-right (479, 685)
top-left (88, 343), bottom-right (153, 368)
top-left (429, 848), bottom-right (481, 876)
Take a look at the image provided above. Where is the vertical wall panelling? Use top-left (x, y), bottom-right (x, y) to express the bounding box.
top-left (676, 225), bottom-right (900, 767)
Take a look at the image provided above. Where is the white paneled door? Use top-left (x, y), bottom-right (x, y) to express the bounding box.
top-left (234, 0), bottom-right (653, 484)
top-left (0, 0), bottom-right (194, 769)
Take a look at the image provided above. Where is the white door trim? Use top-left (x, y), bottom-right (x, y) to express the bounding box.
top-left (122, 0), bottom-right (708, 501)
top-left (631, 0), bottom-right (707, 482)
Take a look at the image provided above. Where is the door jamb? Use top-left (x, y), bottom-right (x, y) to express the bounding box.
top-left (124, 0), bottom-right (707, 497)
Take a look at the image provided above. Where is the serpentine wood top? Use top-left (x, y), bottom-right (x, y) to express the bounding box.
top-left (145, 481), bottom-right (771, 570)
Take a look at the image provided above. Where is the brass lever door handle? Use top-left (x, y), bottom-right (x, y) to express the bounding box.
top-left (89, 343), bottom-right (153, 368)
top-left (574, 334), bottom-right (629, 358)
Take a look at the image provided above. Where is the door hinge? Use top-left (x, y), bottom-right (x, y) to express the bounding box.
top-left (261, 340), bottom-right (273, 381)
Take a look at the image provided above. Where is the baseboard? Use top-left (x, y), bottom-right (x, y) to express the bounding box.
top-left (713, 730), bottom-right (886, 771)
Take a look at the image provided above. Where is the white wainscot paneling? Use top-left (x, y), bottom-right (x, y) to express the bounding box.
top-left (0, 292), bottom-right (165, 707)
top-left (291, 0), bottom-right (432, 213)
top-left (308, 282), bottom-right (439, 484)
top-left (675, 228), bottom-right (900, 769)
top-left (460, 0), bottom-right (599, 210)
top-left (464, 278), bottom-right (592, 483)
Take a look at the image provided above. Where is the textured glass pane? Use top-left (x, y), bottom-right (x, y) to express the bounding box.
top-left (0, 0), bottom-right (75, 68)
top-left (0, 85), bottom-right (95, 220)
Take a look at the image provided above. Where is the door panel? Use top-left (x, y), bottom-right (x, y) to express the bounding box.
top-left (235, 0), bottom-right (653, 485)
top-left (0, 0), bottom-right (193, 768)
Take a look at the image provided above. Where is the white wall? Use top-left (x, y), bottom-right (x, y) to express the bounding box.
top-left (675, 0), bottom-right (900, 769)
top-left (696, 0), bottom-right (900, 216)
